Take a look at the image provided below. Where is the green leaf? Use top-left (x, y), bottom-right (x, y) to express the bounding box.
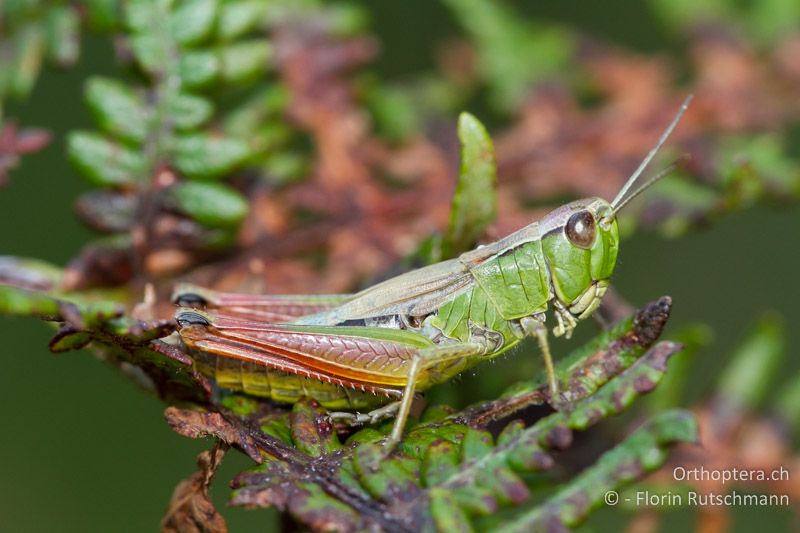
top-left (218, 0), bottom-right (268, 40)
top-left (167, 92), bottom-right (214, 130)
top-left (224, 86), bottom-right (289, 137)
top-left (365, 85), bottom-right (422, 142)
top-left (324, 3), bottom-right (370, 37)
top-left (429, 487), bottom-right (472, 533)
top-left (717, 313), bottom-right (785, 410)
top-left (179, 50), bottom-right (220, 88)
top-left (259, 413), bottom-right (294, 445)
top-left (232, 461), bottom-right (367, 530)
top-left (220, 41), bottom-right (272, 84)
top-left (168, 181), bottom-right (249, 228)
top-left (67, 131), bottom-right (148, 187)
top-left (249, 122), bottom-right (292, 153)
top-left (85, 77), bottom-right (149, 143)
top-left (720, 134), bottom-right (800, 199)
top-left (262, 152), bottom-right (309, 183)
top-left (644, 324), bottom-right (712, 411)
top-left (421, 440), bottom-right (461, 487)
top-left (170, 0), bottom-right (219, 45)
top-left (200, 227), bottom-right (239, 250)
top-left (126, 0), bottom-right (174, 30)
top-left (442, 0), bottom-right (574, 111)
top-left (45, 6), bottom-right (80, 66)
top-left (773, 372), bottom-right (800, 433)
top-left (49, 328), bottom-right (93, 353)
top-left (172, 133), bottom-right (251, 179)
top-left (0, 284), bottom-right (123, 329)
top-left (130, 33), bottom-right (170, 74)
top-left (289, 401), bottom-right (342, 456)
top-left (11, 24), bottom-right (45, 98)
top-left (353, 443), bottom-right (419, 500)
top-left (647, 0), bottom-right (732, 32)
top-left (126, 0), bottom-right (172, 73)
top-left (641, 175), bottom-right (719, 237)
top-left (750, 0), bottom-right (800, 43)
top-left (444, 112), bottom-right (497, 257)
top-left (0, 284), bottom-right (62, 317)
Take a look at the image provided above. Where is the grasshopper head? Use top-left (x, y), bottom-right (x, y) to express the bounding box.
top-left (540, 198), bottom-right (619, 316)
top-left (540, 96), bottom-right (692, 320)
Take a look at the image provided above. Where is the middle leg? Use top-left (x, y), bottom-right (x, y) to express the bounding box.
top-left (328, 401), bottom-right (402, 426)
top-left (520, 315), bottom-right (560, 404)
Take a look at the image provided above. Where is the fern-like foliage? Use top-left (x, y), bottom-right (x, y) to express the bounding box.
top-left (0, 275), bottom-right (695, 531)
top-left (58, 0), bottom-right (337, 290)
top-left (0, 1), bottom-right (80, 117)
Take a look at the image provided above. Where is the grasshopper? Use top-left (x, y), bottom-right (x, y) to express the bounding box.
top-left (174, 96), bottom-right (691, 448)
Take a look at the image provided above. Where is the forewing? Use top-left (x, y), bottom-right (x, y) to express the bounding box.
top-left (314, 258), bottom-right (475, 322)
top-left (173, 283), bottom-right (351, 323)
top-left (178, 311), bottom-right (434, 388)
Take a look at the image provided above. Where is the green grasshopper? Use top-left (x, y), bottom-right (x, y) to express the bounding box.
top-left (174, 96), bottom-right (691, 448)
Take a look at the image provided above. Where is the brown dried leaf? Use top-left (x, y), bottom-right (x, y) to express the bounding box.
top-left (161, 444), bottom-right (228, 533)
top-left (0, 121), bottom-right (51, 186)
top-left (164, 406), bottom-right (262, 463)
top-left (63, 240), bottom-right (134, 291)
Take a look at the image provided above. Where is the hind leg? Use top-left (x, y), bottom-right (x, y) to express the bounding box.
top-left (386, 342), bottom-right (489, 450)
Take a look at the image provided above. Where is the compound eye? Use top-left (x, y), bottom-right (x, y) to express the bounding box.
top-left (565, 210), bottom-right (596, 249)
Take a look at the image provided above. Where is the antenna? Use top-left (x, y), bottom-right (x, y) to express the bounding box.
top-left (611, 94), bottom-right (693, 212)
top-left (611, 156), bottom-right (688, 214)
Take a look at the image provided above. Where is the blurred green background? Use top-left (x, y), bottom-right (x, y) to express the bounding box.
top-left (1, 1), bottom-right (797, 531)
